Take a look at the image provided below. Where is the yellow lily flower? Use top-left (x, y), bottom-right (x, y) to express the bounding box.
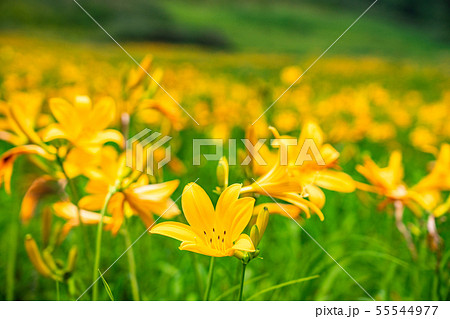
top-left (52, 202), bottom-right (113, 241)
top-left (0, 145), bottom-right (55, 194)
top-left (151, 183), bottom-right (255, 257)
top-left (433, 195), bottom-right (450, 218)
top-left (115, 55), bottom-right (184, 131)
top-left (414, 144), bottom-right (450, 192)
top-left (0, 92), bottom-right (51, 146)
top-left (356, 151), bottom-right (426, 215)
top-left (40, 96), bottom-right (123, 153)
top-left (270, 122), bottom-right (355, 193)
top-left (78, 148), bottom-right (180, 234)
top-left (241, 122), bottom-right (354, 220)
top-left (20, 176), bottom-right (63, 223)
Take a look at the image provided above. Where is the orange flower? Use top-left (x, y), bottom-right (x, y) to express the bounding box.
top-left (151, 183), bottom-right (255, 257)
top-left (78, 149), bottom-right (180, 234)
top-left (241, 122), bottom-right (354, 221)
top-left (0, 145), bottom-right (54, 194)
top-left (356, 151), bottom-right (426, 216)
top-left (40, 96), bottom-right (123, 153)
top-left (53, 202), bottom-right (112, 240)
top-left (414, 144), bottom-right (450, 192)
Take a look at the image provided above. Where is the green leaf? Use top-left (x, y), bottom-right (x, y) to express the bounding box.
top-left (98, 270), bottom-right (114, 301)
top-left (246, 275), bottom-right (319, 301)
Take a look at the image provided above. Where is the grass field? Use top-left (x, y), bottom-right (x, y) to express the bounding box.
top-left (0, 0), bottom-right (449, 301)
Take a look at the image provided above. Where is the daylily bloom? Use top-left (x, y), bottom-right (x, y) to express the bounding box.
top-left (356, 151), bottom-right (427, 215)
top-left (52, 202), bottom-right (113, 241)
top-left (0, 92), bottom-right (51, 146)
top-left (0, 145), bottom-right (55, 194)
top-left (241, 122), bottom-right (354, 220)
top-left (269, 122), bottom-right (355, 194)
top-left (355, 150), bottom-right (433, 259)
top-left (20, 176), bottom-right (65, 223)
top-left (78, 148), bottom-right (180, 234)
top-left (414, 144), bottom-right (450, 192)
top-left (40, 96), bottom-right (123, 153)
top-left (116, 55), bottom-right (184, 131)
top-left (151, 183), bottom-right (255, 257)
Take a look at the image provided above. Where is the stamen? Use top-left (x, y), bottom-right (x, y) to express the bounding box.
top-left (213, 228), bottom-right (215, 232)
top-left (203, 231), bottom-right (207, 235)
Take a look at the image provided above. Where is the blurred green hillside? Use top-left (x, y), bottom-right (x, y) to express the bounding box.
top-left (1, 0), bottom-right (449, 60)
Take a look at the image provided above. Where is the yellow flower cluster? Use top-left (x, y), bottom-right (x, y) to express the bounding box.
top-left (0, 34), bottom-right (448, 300)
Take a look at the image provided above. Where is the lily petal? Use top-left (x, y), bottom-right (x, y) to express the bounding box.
top-left (229, 197), bottom-right (255, 242)
top-left (314, 170), bottom-right (355, 193)
top-left (150, 221), bottom-right (197, 242)
top-left (88, 97), bottom-right (115, 131)
top-left (131, 180), bottom-right (179, 202)
top-left (40, 123), bottom-right (67, 142)
top-left (49, 98), bottom-right (82, 137)
top-left (181, 183), bottom-right (214, 235)
top-left (254, 203), bottom-right (302, 219)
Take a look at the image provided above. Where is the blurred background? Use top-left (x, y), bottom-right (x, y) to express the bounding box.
top-left (0, 0), bottom-right (449, 57)
top-left (0, 0), bottom-right (449, 301)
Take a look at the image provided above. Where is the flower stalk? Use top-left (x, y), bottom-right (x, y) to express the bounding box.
top-left (394, 200), bottom-right (417, 260)
top-left (238, 261), bottom-right (248, 301)
top-left (203, 257), bottom-right (215, 301)
top-left (122, 223), bottom-right (140, 301)
top-left (92, 188), bottom-right (116, 301)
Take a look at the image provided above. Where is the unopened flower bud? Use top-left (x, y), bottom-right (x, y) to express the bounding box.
top-left (24, 234), bottom-right (53, 278)
top-left (256, 207), bottom-right (269, 241)
top-left (66, 246), bottom-right (78, 274)
top-left (250, 224), bottom-right (260, 247)
top-left (216, 157), bottom-right (229, 189)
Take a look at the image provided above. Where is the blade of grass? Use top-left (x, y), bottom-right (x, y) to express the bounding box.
top-left (214, 273), bottom-right (269, 301)
top-left (246, 275), bottom-right (319, 301)
top-left (98, 270), bottom-right (114, 301)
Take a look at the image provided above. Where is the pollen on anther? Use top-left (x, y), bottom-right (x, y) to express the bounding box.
top-left (210, 238), bottom-right (212, 243)
top-left (222, 238), bottom-right (224, 243)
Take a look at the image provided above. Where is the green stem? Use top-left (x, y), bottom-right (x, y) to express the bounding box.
top-left (238, 262), bottom-right (247, 301)
top-left (56, 281), bottom-right (60, 301)
top-left (92, 190), bottom-right (115, 301)
top-left (56, 153), bottom-right (92, 264)
top-left (203, 257), bottom-right (215, 301)
top-left (55, 153), bottom-right (80, 202)
top-left (6, 203), bottom-right (19, 300)
top-left (122, 224), bottom-right (140, 301)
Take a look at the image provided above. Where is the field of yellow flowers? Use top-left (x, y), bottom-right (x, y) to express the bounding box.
top-left (0, 32), bottom-right (449, 301)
